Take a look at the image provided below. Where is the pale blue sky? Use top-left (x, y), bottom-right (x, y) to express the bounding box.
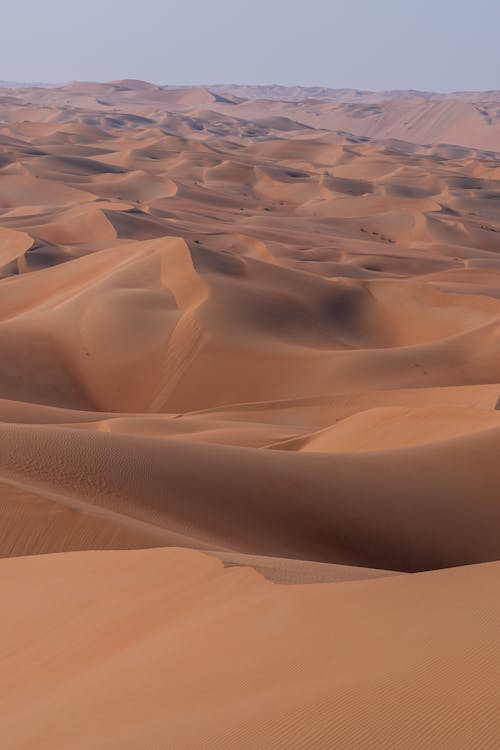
top-left (2, 0), bottom-right (499, 91)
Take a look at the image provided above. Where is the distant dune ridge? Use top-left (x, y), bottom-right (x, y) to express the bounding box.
top-left (4, 79), bottom-right (500, 149)
top-left (1, 81), bottom-right (500, 748)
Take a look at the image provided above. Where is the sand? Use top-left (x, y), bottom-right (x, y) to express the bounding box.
top-left (1, 81), bottom-right (500, 748)
top-left (3, 548), bottom-right (500, 749)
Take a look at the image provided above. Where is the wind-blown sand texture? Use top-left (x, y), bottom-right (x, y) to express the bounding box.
top-left (1, 81), bottom-right (500, 748)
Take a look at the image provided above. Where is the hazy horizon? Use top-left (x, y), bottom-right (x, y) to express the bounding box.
top-left (3, 79), bottom-right (500, 96)
top-left (2, 0), bottom-right (500, 92)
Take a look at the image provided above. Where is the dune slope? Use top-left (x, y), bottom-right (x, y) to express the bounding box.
top-left (1, 548), bottom-right (500, 749)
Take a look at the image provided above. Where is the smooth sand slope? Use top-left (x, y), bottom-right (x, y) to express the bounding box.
top-left (1, 81), bottom-right (500, 747)
top-left (1, 548), bottom-right (500, 749)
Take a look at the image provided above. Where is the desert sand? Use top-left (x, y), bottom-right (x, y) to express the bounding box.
top-left (1, 80), bottom-right (500, 748)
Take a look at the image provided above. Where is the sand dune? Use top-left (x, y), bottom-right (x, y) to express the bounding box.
top-left (2, 417), bottom-right (500, 571)
top-left (1, 548), bottom-right (500, 749)
top-left (5, 81), bottom-right (500, 149)
top-left (1, 81), bottom-right (500, 747)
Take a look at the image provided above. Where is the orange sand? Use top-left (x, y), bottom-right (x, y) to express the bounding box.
top-left (1, 80), bottom-right (500, 748)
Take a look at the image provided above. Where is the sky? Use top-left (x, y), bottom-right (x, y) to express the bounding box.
top-left (1, 0), bottom-right (499, 91)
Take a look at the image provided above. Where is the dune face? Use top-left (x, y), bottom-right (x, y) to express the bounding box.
top-left (3, 548), bottom-right (500, 750)
top-left (1, 81), bottom-right (500, 748)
